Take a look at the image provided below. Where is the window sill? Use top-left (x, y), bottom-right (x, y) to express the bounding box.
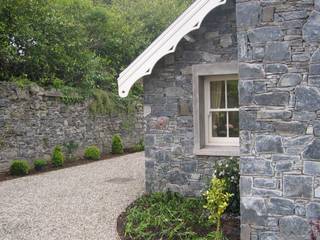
top-left (194, 146), bottom-right (239, 156)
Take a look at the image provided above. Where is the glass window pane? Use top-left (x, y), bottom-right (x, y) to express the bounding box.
top-left (212, 112), bottom-right (227, 137)
top-left (229, 111), bottom-right (239, 137)
top-left (210, 81), bottom-right (225, 109)
top-left (227, 80), bottom-right (239, 108)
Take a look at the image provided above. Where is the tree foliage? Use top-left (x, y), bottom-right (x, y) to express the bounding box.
top-left (0, 0), bottom-right (191, 102)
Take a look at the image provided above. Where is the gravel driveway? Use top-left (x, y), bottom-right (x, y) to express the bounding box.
top-left (0, 152), bottom-right (145, 240)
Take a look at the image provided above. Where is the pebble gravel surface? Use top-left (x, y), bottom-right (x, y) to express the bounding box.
top-left (0, 152), bottom-right (145, 240)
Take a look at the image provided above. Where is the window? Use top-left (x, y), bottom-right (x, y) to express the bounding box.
top-left (204, 76), bottom-right (239, 146)
top-left (192, 62), bottom-right (239, 156)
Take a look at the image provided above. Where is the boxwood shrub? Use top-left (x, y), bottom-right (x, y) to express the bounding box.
top-left (52, 146), bottom-right (64, 167)
top-left (112, 134), bottom-right (124, 154)
top-left (10, 160), bottom-right (30, 176)
top-left (84, 146), bottom-right (101, 160)
top-left (34, 159), bottom-right (47, 171)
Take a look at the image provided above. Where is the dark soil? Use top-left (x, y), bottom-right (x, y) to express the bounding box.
top-left (117, 202), bottom-right (240, 240)
top-left (0, 151), bottom-right (140, 182)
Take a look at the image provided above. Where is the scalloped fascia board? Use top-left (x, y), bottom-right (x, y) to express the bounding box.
top-left (117, 0), bottom-right (227, 97)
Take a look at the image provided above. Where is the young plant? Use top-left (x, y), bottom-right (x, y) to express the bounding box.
top-left (63, 140), bottom-right (79, 161)
top-left (52, 146), bottom-right (64, 167)
top-left (84, 145), bottom-right (101, 160)
top-left (10, 160), bottom-right (30, 176)
top-left (34, 159), bottom-right (47, 171)
top-left (112, 134), bottom-right (124, 154)
top-left (204, 177), bottom-right (233, 238)
top-left (214, 157), bottom-right (240, 214)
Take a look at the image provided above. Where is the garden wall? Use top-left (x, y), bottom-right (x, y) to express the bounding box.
top-left (144, 0), bottom-right (238, 196)
top-left (237, 0), bottom-right (320, 239)
top-left (0, 82), bottom-right (144, 173)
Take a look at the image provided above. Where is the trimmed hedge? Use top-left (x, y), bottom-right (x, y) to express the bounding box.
top-left (52, 146), bottom-right (64, 167)
top-left (10, 160), bottom-right (30, 176)
top-left (84, 146), bottom-right (101, 160)
top-left (112, 134), bottom-right (124, 154)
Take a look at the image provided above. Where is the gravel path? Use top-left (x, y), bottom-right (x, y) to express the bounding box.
top-left (0, 152), bottom-right (145, 240)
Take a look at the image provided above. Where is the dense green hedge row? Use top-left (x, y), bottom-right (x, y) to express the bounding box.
top-left (9, 134), bottom-right (143, 176)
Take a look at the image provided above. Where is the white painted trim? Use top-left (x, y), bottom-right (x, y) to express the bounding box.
top-left (117, 0), bottom-right (227, 97)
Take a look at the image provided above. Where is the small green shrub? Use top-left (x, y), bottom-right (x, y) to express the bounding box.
top-left (34, 159), bottom-right (47, 171)
top-left (52, 146), bottom-right (64, 167)
top-left (84, 145), bottom-right (101, 160)
top-left (10, 160), bottom-right (30, 176)
top-left (204, 178), bottom-right (233, 239)
top-left (112, 134), bottom-right (124, 154)
top-left (214, 157), bottom-right (240, 214)
top-left (133, 139), bottom-right (144, 152)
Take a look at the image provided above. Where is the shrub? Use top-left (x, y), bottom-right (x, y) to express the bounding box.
top-left (214, 157), bottom-right (240, 214)
top-left (124, 192), bottom-right (214, 239)
top-left (204, 178), bottom-right (233, 239)
top-left (84, 145), bottom-right (101, 160)
top-left (112, 134), bottom-right (124, 154)
top-left (52, 146), bottom-right (64, 167)
top-left (10, 160), bottom-right (30, 176)
top-left (133, 139), bottom-right (144, 152)
top-left (34, 159), bottom-right (47, 171)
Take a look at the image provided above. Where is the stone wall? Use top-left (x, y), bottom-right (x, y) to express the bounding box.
top-left (237, 0), bottom-right (320, 239)
top-left (144, 1), bottom-right (238, 196)
top-left (0, 82), bottom-right (144, 173)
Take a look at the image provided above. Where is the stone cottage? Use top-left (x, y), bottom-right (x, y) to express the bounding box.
top-left (118, 0), bottom-right (320, 239)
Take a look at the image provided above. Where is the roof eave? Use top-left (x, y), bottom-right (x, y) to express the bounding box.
top-left (117, 0), bottom-right (227, 97)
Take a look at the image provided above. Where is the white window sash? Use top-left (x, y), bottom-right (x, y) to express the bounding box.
top-left (204, 78), bottom-right (239, 147)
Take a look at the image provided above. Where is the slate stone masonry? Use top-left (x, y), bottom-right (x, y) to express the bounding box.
top-left (0, 82), bottom-right (144, 173)
top-left (237, 0), bottom-right (320, 239)
top-left (144, 1), bottom-right (238, 196)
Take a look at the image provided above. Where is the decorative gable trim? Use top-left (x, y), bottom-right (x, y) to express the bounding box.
top-left (117, 0), bottom-right (227, 97)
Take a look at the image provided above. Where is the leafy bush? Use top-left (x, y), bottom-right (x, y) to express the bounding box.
top-left (34, 159), bottom-right (47, 171)
top-left (10, 160), bottom-right (30, 176)
top-left (112, 134), bottom-right (124, 154)
top-left (213, 158), bottom-right (240, 214)
top-left (52, 146), bottom-right (64, 167)
top-left (124, 192), bottom-right (214, 240)
top-left (84, 145), bottom-right (101, 160)
top-left (133, 139), bottom-right (144, 152)
top-left (204, 178), bottom-right (233, 239)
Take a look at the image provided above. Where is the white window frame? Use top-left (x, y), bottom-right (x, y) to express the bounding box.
top-left (204, 76), bottom-right (239, 147)
top-left (192, 62), bottom-right (239, 156)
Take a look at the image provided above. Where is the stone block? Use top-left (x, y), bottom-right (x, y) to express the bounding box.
top-left (265, 42), bottom-right (290, 62)
top-left (239, 110), bottom-right (257, 130)
top-left (167, 169), bottom-right (188, 185)
top-left (254, 92), bottom-right (290, 106)
top-left (267, 198), bottom-right (294, 216)
top-left (239, 63), bottom-right (265, 79)
top-left (295, 86), bottom-right (320, 111)
top-left (293, 111), bottom-right (316, 121)
top-left (314, 120), bottom-right (320, 137)
top-left (257, 110), bottom-right (291, 120)
top-left (303, 138), bottom-right (320, 160)
top-left (240, 176), bottom-right (253, 196)
top-left (316, 0), bottom-right (320, 11)
top-left (273, 121), bottom-right (306, 136)
top-left (254, 178), bottom-right (277, 189)
top-left (241, 197), bottom-right (267, 226)
top-left (262, 6), bottom-right (274, 22)
top-left (255, 135), bottom-right (283, 153)
top-left (236, 1), bottom-right (261, 28)
top-left (248, 27), bottom-right (283, 43)
top-left (306, 202), bottom-right (320, 219)
top-left (265, 64), bottom-right (288, 74)
top-left (279, 216), bottom-right (310, 239)
top-left (304, 161), bottom-right (320, 176)
top-left (259, 232), bottom-right (280, 240)
top-left (239, 81), bottom-right (254, 105)
top-left (302, 11), bottom-right (320, 43)
top-left (310, 64), bottom-right (320, 75)
top-left (278, 73), bottom-right (302, 87)
top-left (311, 48), bottom-right (320, 63)
top-left (283, 175), bottom-right (313, 198)
top-left (241, 157), bottom-right (273, 176)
